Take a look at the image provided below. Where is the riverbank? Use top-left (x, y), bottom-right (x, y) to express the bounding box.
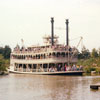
top-left (0, 71), bottom-right (9, 75)
top-left (0, 54), bottom-right (10, 75)
top-left (77, 57), bottom-right (100, 73)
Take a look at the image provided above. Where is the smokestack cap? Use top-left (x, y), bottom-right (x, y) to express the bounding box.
top-left (51, 17), bottom-right (54, 22)
top-left (66, 19), bottom-right (69, 24)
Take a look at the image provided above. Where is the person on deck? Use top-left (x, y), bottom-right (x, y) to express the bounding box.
top-left (57, 64), bottom-right (61, 71)
top-left (76, 65), bottom-right (79, 71)
top-left (49, 67), bottom-right (55, 72)
top-left (64, 64), bottom-right (67, 71)
top-left (79, 65), bottom-right (83, 71)
top-left (61, 66), bottom-right (64, 71)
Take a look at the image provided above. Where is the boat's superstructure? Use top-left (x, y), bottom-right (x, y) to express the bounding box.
top-left (9, 18), bottom-right (83, 75)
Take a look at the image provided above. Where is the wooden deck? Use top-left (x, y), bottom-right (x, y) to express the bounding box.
top-left (10, 71), bottom-right (84, 76)
top-left (90, 84), bottom-right (100, 89)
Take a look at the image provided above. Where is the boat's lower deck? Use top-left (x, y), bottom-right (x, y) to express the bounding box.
top-left (10, 70), bottom-right (84, 75)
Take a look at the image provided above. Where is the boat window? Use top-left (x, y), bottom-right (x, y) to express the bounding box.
top-left (57, 52), bottom-right (60, 57)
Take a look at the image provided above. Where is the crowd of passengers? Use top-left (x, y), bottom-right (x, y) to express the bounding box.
top-left (14, 45), bottom-right (77, 53)
top-left (49, 64), bottom-right (83, 72)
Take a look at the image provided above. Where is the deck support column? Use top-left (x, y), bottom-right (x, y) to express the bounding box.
top-left (14, 63), bottom-right (16, 71)
top-left (42, 64), bottom-right (44, 72)
top-left (22, 64), bottom-right (23, 72)
top-left (36, 64), bottom-right (38, 72)
top-left (32, 64), bottom-right (33, 72)
top-left (62, 63), bottom-right (64, 71)
top-left (47, 63), bottom-right (49, 72)
top-left (18, 64), bottom-right (20, 71)
top-left (26, 64), bottom-right (28, 72)
top-left (54, 63), bottom-right (56, 72)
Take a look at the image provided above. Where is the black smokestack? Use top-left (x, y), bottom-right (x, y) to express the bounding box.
top-left (65, 19), bottom-right (69, 46)
top-left (51, 17), bottom-right (54, 46)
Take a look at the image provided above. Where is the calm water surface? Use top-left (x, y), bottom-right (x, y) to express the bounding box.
top-left (0, 74), bottom-right (100, 100)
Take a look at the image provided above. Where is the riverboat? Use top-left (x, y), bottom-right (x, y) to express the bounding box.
top-left (9, 18), bottom-right (84, 75)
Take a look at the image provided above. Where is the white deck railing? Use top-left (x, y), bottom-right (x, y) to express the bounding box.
top-left (11, 57), bottom-right (77, 64)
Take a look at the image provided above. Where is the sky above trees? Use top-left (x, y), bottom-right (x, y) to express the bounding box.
top-left (0, 0), bottom-right (100, 51)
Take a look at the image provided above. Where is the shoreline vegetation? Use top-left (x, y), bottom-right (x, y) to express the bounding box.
top-left (0, 45), bottom-right (100, 75)
top-left (77, 47), bottom-right (100, 74)
top-left (77, 58), bottom-right (100, 74)
top-left (0, 46), bottom-right (11, 75)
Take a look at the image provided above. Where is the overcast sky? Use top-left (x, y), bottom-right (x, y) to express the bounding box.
top-left (0, 0), bottom-right (100, 51)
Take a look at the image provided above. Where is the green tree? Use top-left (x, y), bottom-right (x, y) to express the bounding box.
top-left (3, 45), bottom-right (11, 59)
top-left (78, 46), bottom-right (90, 59)
top-left (0, 47), bottom-right (4, 54)
top-left (0, 45), bottom-right (11, 59)
top-left (98, 48), bottom-right (100, 57)
top-left (91, 48), bottom-right (98, 58)
top-left (0, 54), bottom-right (7, 72)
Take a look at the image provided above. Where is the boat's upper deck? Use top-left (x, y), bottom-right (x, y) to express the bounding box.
top-left (12, 44), bottom-right (77, 55)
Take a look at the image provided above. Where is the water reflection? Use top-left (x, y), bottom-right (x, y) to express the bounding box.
top-left (0, 74), bottom-right (100, 100)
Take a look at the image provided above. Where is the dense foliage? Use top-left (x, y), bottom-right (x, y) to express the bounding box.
top-left (78, 46), bottom-right (90, 59)
top-left (0, 45), bottom-right (11, 59)
top-left (0, 54), bottom-right (9, 72)
top-left (77, 47), bottom-right (100, 59)
top-left (0, 45), bottom-right (11, 72)
top-left (77, 47), bottom-right (100, 73)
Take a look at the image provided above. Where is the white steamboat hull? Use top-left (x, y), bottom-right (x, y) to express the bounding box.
top-left (9, 70), bottom-right (84, 75)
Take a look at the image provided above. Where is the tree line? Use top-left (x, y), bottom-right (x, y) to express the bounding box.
top-left (0, 45), bottom-right (11, 59)
top-left (77, 46), bottom-right (100, 59)
top-left (77, 46), bottom-right (100, 73)
top-left (0, 45), bottom-right (11, 72)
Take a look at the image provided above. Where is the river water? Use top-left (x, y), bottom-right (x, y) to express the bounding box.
top-left (0, 74), bottom-right (100, 100)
